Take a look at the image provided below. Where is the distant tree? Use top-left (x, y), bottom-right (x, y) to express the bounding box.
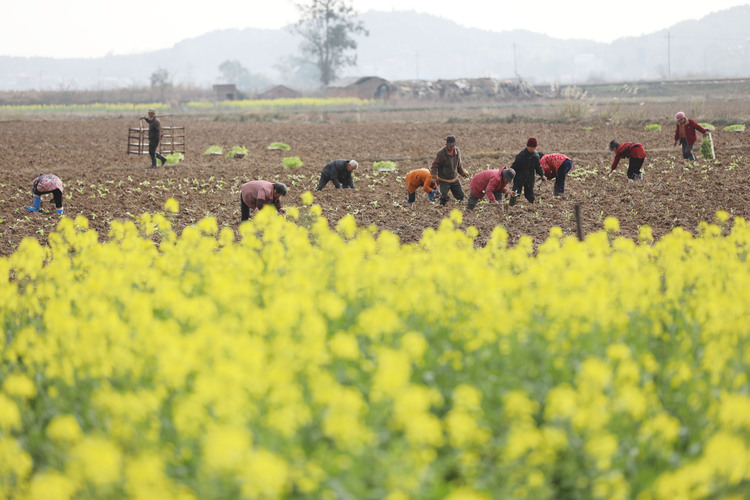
top-left (292, 0), bottom-right (368, 86)
top-left (218, 60), bottom-right (273, 93)
top-left (150, 68), bottom-right (172, 101)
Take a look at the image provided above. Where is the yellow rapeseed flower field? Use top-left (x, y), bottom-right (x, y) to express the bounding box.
top-left (1, 200), bottom-right (749, 499)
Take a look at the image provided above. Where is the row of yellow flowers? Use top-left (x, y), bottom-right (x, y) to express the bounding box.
top-left (1, 195), bottom-right (749, 499)
top-left (0, 98), bottom-right (372, 117)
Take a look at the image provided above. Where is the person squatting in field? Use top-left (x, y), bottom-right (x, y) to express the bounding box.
top-left (674, 111), bottom-right (707, 161)
top-left (609, 140), bottom-right (647, 180)
top-left (466, 167), bottom-right (516, 210)
top-left (510, 138), bottom-right (546, 204)
top-left (27, 174), bottom-right (64, 215)
top-left (315, 160), bottom-right (358, 190)
top-left (240, 180), bottom-right (287, 221)
top-left (431, 135), bottom-right (469, 206)
top-left (539, 153), bottom-right (574, 196)
top-left (404, 168), bottom-right (439, 204)
top-left (141, 108), bottom-right (167, 168)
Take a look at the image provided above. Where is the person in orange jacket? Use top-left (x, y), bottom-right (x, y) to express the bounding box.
top-left (405, 168), bottom-right (438, 204)
top-left (674, 111), bottom-right (707, 161)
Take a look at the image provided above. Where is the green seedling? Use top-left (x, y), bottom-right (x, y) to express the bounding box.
top-left (268, 142), bottom-right (291, 151)
top-left (644, 124), bottom-right (661, 131)
top-left (203, 145), bottom-right (223, 155)
top-left (373, 161), bottom-right (396, 172)
top-left (226, 146), bottom-right (248, 158)
top-left (283, 157), bottom-right (303, 169)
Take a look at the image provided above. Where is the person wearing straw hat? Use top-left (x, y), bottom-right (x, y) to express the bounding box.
top-left (674, 111), bottom-right (707, 161)
top-left (140, 108), bottom-right (167, 168)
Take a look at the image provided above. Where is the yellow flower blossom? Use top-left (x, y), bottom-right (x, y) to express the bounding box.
top-left (2, 373), bottom-right (36, 399)
top-left (300, 190), bottom-right (314, 205)
top-left (46, 414), bottom-right (82, 444)
top-left (164, 197), bottom-right (179, 213)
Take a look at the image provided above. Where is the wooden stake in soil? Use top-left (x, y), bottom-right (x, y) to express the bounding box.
top-left (574, 204), bottom-right (583, 241)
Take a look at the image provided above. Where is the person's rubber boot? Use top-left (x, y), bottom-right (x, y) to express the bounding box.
top-left (56, 208), bottom-right (64, 215)
top-left (406, 199), bottom-right (413, 205)
top-left (27, 195), bottom-right (41, 212)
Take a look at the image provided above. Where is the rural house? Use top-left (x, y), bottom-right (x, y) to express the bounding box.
top-left (212, 84), bottom-right (238, 101)
top-left (327, 76), bottom-right (391, 100)
top-left (257, 85), bottom-right (301, 100)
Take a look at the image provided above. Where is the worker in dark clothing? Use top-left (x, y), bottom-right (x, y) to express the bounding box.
top-left (609, 140), bottom-right (647, 180)
top-left (141, 108), bottom-right (167, 168)
top-left (430, 135), bottom-right (469, 206)
top-left (510, 138), bottom-right (546, 204)
top-left (315, 160), bottom-right (358, 190)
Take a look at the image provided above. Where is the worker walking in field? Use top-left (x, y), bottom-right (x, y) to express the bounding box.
top-left (510, 138), bottom-right (546, 204)
top-left (674, 111), bottom-right (707, 161)
top-left (466, 167), bottom-right (516, 210)
top-left (26, 174), bottom-right (64, 215)
top-left (539, 153), bottom-right (574, 196)
top-left (315, 160), bottom-right (358, 190)
top-left (141, 108), bottom-right (167, 168)
top-left (609, 140), bottom-right (647, 180)
top-left (240, 180), bottom-right (287, 221)
top-left (405, 168), bottom-right (438, 204)
top-left (431, 135), bottom-right (469, 206)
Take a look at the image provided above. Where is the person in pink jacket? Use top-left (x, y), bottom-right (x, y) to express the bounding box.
top-left (466, 167), bottom-right (515, 210)
top-left (27, 174), bottom-right (64, 215)
top-left (539, 153), bottom-right (574, 196)
top-left (674, 111), bottom-right (707, 161)
top-left (240, 180), bottom-right (287, 221)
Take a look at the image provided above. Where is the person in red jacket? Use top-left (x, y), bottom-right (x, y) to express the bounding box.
top-left (539, 153), bottom-right (574, 196)
top-left (240, 180), bottom-right (287, 221)
top-left (466, 167), bottom-right (515, 210)
top-left (674, 111), bottom-right (707, 161)
top-left (609, 140), bottom-right (647, 180)
top-left (405, 168), bottom-right (438, 204)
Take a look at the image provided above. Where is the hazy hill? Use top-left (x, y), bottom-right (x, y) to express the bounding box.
top-left (1, 6), bottom-right (748, 91)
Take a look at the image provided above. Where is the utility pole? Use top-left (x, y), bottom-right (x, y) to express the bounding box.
top-left (513, 43), bottom-right (518, 77)
top-left (416, 53), bottom-right (420, 80)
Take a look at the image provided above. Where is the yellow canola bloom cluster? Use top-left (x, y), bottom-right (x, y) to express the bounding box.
top-left (1, 204), bottom-right (750, 499)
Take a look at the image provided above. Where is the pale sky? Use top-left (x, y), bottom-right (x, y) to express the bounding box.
top-left (5, 0), bottom-right (749, 58)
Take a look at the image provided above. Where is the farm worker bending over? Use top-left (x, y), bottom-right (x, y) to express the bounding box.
top-left (510, 138), bottom-right (546, 204)
top-left (674, 111), bottom-right (707, 161)
top-left (405, 168), bottom-right (438, 204)
top-left (430, 135), bottom-right (469, 206)
top-left (240, 181), bottom-right (287, 221)
top-left (140, 108), bottom-right (167, 168)
top-left (315, 160), bottom-right (358, 190)
top-left (27, 174), bottom-right (64, 215)
top-left (539, 153), bottom-right (574, 196)
top-left (609, 140), bottom-right (647, 180)
top-left (466, 167), bottom-right (516, 210)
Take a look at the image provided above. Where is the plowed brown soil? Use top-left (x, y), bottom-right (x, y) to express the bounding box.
top-left (1, 117), bottom-right (748, 256)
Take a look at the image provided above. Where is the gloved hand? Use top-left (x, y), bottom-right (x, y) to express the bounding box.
top-left (428, 189), bottom-right (438, 202)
